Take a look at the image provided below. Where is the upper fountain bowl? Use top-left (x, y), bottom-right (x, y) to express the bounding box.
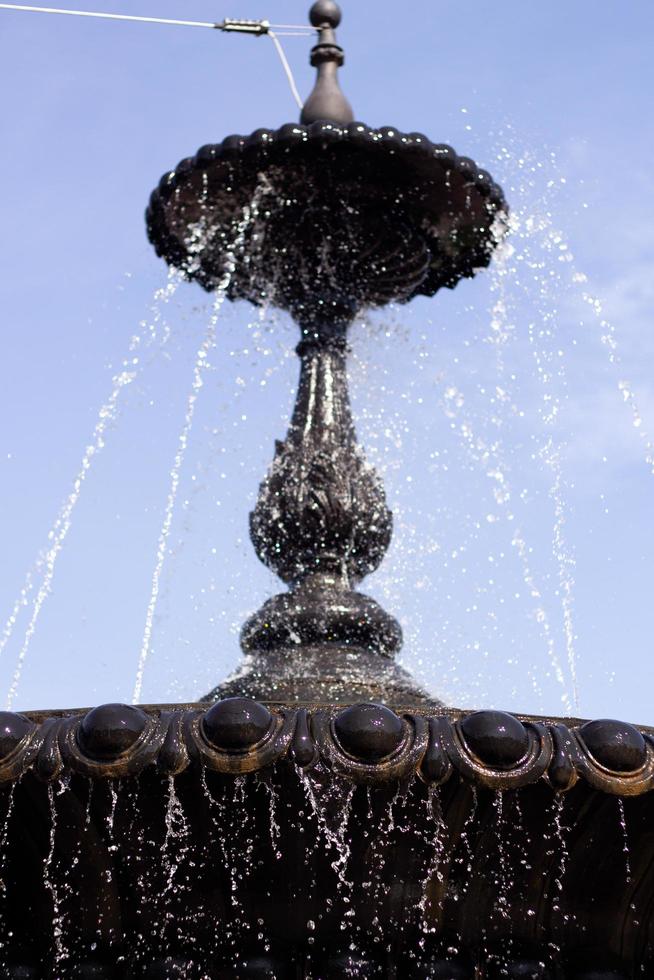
top-left (146, 121), bottom-right (508, 328)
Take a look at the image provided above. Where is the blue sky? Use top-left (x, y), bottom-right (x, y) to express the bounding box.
top-left (0, 0), bottom-right (653, 721)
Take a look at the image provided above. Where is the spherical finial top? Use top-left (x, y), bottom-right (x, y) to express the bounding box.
top-left (309, 0), bottom-right (342, 29)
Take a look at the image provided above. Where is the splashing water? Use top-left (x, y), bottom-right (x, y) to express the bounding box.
top-left (495, 197), bottom-right (654, 708)
top-left (0, 764), bottom-right (635, 972)
top-left (199, 768), bottom-right (262, 954)
top-left (492, 791), bottom-right (512, 920)
top-left (523, 214), bottom-right (654, 708)
top-left (131, 296), bottom-right (221, 705)
top-left (418, 785), bottom-right (447, 925)
top-left (132, 186), bottom-right (269, 703)
top-left (299, 769), bottom-right (355, 898)
top-left (507, 216), bottom-right (579, 711)
top-left (577, 284), bottom-right (654, 474)
top-left (44, 783), bottom-right (66, 967)
top-left (259, 773), bottom-right (283, 861)
top-left (617, 797), bottom-right (632, 884)
top-left (0, 782), bottom-right (16, 959)
top-left (456, 785), bottom-right (478, 884)
top-left (495, 192), bottom-right (654, 710)
top-left (106, 779), bottom-right (119, 845)
top-left (160, 775), bottom-right (192, 944)
top-left (487, 221), bottom-right (578, 711)
top-left (550, 793), bottom-right (569, 915)
top-left (440, 378), bottom-right (570, 712)
top-left (0, 783), bottom-right (15, 893)
top-left (0, 570), bottom-right (35, 677)
top-left (3, 271), bottom-right (182, 710)
top-left (351, 193), bottom-right (588, 712)
top-left (139, 300), bottom-right (285, 689)
top-left (514, 217), bottom-right (583, 712)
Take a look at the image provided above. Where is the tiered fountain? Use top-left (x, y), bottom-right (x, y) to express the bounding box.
top-left (1, 2), bottom-right (653, 977)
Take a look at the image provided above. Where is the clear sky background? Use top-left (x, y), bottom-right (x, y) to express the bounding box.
top-left (0, 1), bottom-right (653, 721)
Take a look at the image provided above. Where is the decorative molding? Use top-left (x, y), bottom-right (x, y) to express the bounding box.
top-left (146, 120), bottom-right (507, 327)
top-left (2, 702), bottom-right (653, 795)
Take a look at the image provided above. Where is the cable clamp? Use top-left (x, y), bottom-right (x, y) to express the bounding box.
top-left (218, 18), bottom-right (270, 35)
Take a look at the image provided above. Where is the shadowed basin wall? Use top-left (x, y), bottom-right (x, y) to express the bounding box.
top-left (0, 701), bottom-right (652, 977)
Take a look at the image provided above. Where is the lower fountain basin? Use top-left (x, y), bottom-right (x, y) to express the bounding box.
top-left (0, 702), bottom-right (652, 976)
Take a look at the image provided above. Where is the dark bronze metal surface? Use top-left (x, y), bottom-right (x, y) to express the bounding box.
top-left (301, 1), bottom-right (354, 126)
top-left (2, 702), bottom-right (653, 794)
top-left (249, 334), bottom-right (391, 588)
top-left (146, 122), bottom-right (506, 328)
top-left (209, 321), bottom-right (432, 705)
top-left (78, 703), bottom-right (149, 759)
top-left (0, 701), bottom-right (653, 975)
top-left (147, 0), bottom-right (506, 325)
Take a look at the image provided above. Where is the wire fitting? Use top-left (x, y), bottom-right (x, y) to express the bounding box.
top-left (218, 18), bottom-right (270, 36)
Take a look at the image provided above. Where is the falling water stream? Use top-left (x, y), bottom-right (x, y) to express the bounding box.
top-left (0, 757), bottom-right (642, 974)
top-left (1, 270), bottom-right (183, 709)
top-left (490, 220), bottom-right (580, 711)
top-left (131, 186), bottom-right (269, 704)
top-left (131, 300), bottom-right (222, 706)
top-left (439, 373), bottom-right (569, 711)
top-left (43, 784), bottom-right (65, 969)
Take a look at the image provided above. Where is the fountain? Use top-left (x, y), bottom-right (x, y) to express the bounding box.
top-left (0, 2), bottom-right (653, 977)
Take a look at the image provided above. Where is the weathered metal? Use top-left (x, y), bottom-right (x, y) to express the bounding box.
top-left (1, 703), bottom-right (653, 794)
top-left (300, 1), bottom-right (354, 126)
top-left (146, 121), bottom-right (506, 326)
top-left (0, 702), bottom-right (653, 975)
top-left (208, 324), bottom-right (431, 705)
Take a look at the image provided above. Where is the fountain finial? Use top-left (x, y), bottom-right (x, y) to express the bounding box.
top-left (301, 1), bottom-right (355, 125)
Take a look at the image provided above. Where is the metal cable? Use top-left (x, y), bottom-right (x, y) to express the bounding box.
top-left (268, 23), bottom-right (314, 30)
top-left (0, 4), bottom-right (314, 34)
top-left (0, 3), bottom-right (310, 110)
top-left (0, 3), bottom-right (217, 27)
top-left (268, 30), bottom-right (304, 110)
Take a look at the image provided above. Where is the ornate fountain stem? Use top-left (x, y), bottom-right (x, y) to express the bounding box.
top-left (205, 317), bottom-right (436, 704)
top-left (290, 334), bottom-right (355, 456)
top-left (205, 314), bottom-right (440, 704)
top-left (249, 323), bottom-right (391, 591)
